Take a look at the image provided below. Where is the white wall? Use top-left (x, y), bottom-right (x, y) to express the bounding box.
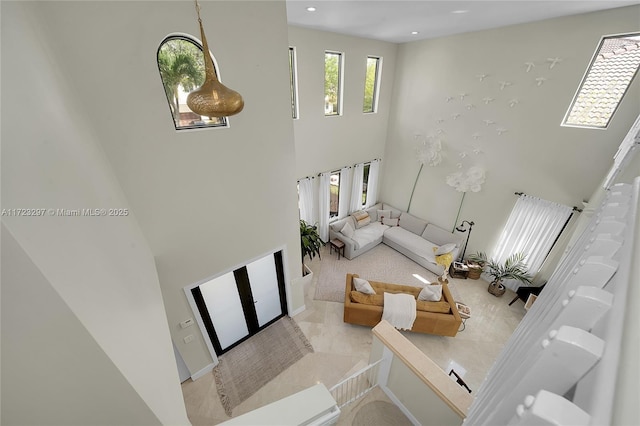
top-left (381, 6), bottom-right (640, 259)
top-left (289, 26), bottom-right (398, 178)
top-left (22, 1), bottom-right (302, 376)
top-left (1, 226), bottom-right (162, 425)
top-left (1, 2), bottom-right (189, 423)
top-left (614, 145), bottom-right (640, 186)
top-left (3, 6), bottom-right (638, 420)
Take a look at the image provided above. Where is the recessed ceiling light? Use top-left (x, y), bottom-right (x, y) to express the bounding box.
top-left (451, 9), bottom-right (469, 14)
top-left (411, 31), bottom-right (419, 35)
top-left (306, 6), bottom-right (316, 12)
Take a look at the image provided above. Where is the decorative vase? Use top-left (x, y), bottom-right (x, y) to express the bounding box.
top-left (488, 280), bottom-right (506, 297)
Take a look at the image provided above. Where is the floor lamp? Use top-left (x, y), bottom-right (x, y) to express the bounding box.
top-left (456, 220), bottom-right (474, 261)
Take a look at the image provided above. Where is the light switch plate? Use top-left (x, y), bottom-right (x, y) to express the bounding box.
top-left (180, 318), bottom-right (194, 329)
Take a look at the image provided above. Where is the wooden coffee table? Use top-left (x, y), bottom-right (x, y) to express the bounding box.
top-left (329, 239), bottom-right (345, 260)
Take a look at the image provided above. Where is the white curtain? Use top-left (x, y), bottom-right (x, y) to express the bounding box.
top-left (350, 163), bottom-right (365, 213)
top-left (365, 159), bottom-right (380, 208)
top-left (492, 194), bottom-right (573, 290)
top-left (297, 177), bottom-right (315, 225)
top-left (533, 213), bottom-right (578, 285)
top-left (318, 172), bottom-right (331, 242)
top-left (338, 166), bottom-right (351, 219)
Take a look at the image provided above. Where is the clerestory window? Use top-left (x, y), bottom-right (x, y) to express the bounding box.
top-left (325, 51), bottom-right (343, 116)
top-left (157, 35), bottom-right (228, 130)
top-left (363, 56), bottom-right (381, 113)
top-left (289, 47), bottom-right (299, 119)
top-left (563, 33), bottom-right (640, 129)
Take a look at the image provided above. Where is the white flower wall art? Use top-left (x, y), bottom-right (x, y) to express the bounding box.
top-left (408, 134), bottom-right (445, 212)
top-left (446, 166), bottom-right (486, 193)
top-left (447, 166), bottom-right (486, 230)
top-left (416, 137), bottom-right (443, 167)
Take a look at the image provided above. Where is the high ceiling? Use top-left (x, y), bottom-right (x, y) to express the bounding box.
top-left (286, 0), bottom-right (640, 43)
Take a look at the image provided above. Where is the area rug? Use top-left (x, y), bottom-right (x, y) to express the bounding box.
top-left (213, 316), bottom-right (314, 416)
top-left (314, 244), bottom-right (443, 302)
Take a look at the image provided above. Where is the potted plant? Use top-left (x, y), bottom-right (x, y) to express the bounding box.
top-left (467, 252), bottom-right (533, 296)
top-left (300, 220), bottom-right (325, 276)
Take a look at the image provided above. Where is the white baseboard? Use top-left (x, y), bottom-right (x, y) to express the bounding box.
top-left (379, 384), bottom-right (421, 426)
top-left (191, 362), bottom-right (215, 381)
top-left (290, 304), bottom-right (306, 317)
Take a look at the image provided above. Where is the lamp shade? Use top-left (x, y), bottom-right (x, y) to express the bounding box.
top-left (187, 2), bottom-right (244, 117)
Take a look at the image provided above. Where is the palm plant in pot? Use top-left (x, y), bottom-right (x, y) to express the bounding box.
top-left (300, 220), bottom-right (325, 276)
top-left (467, 252), bottom-right (533, 297)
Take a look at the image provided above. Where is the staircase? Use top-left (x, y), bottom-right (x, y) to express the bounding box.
top-left (329, 359), bottom-right (383, 408)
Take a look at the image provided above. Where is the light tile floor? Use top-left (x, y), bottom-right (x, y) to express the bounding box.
top-left (181, 246), bottom-right (527, 425)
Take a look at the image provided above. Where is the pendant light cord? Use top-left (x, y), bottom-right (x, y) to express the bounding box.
top-left (194, 0), bottom-right (202, 24)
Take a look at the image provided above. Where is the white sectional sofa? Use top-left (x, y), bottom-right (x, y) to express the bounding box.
top-left (328, 203), bottom-right (465, 276)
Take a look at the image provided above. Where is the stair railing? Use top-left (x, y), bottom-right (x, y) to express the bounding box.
top-left (329, 359), bottom-right (383, 408)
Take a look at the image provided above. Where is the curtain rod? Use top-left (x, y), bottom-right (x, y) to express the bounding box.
top-left (515, 191), bottom-right (582, 212)
top-left (317, 158), bottom-right (383, 177)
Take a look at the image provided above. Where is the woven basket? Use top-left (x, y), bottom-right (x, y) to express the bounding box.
top-left (488, 281), bottom-right (506, 297)
top-left (466, 264), bottom-right (482, 280)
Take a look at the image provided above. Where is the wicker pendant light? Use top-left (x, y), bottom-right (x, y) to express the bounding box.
top-left (187, 0), bottom-right (244, 117)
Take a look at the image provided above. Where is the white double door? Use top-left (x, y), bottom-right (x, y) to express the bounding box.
top-left (198, 252), bottom-right (284, 353)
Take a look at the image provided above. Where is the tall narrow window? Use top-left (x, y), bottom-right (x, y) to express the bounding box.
top-left (329, 171), bottom-right (340, 218)
top-left (157, 35), bottom-right (228, 130)
top-left (325, 51), bottom-right (343, 116)
top-left (362, 163), bottom-right (371, 205)
top-left (289, 47), bottom-right (299, 119)
top-left (363, 56), bottom-right (381, 113)
top-left (563, 33), bottom-right (640, 129)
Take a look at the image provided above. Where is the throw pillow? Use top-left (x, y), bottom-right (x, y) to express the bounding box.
top-left (435, 243), bottom-right (457, 255)
top-left (350, 291), bottom-right (384, 306)
top-left (351, 210), bottom-right (371, 229)
top-left (382, 217), bottom-right (399, 226)
top-left (341, 221), bottom-right (355, 238)
top-left (353, 277), bottom-right (376, 295)
top-left (329, 220), bottom-right (344, 232)
top-left (358, 215), bottom-right (371, 228)
top-left (418, 284), bottom-right (443, 301)
top-left (365, 206), bottom-right (379, 222)
top-left (377, 209), bottom-right (392, 222)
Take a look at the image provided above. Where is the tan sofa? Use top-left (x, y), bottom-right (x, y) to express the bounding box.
top-left (343, 273), bottom-right (461, 337)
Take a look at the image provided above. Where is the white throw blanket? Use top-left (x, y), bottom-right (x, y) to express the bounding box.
top-left (382, 292), bottom-right (417, 331)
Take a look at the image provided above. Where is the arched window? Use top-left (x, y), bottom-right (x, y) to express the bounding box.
top-left (157, 34), bottom-right (228, 130)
